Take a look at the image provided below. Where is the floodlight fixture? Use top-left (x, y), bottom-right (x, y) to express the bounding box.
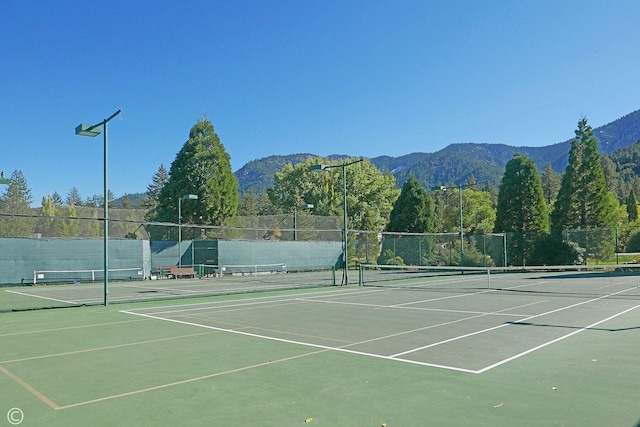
top-left (75, 123), bottom-right (103, 137)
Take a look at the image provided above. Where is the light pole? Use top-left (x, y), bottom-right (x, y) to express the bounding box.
top-left (178, 194), bottom-right (198, 267)
top-left (431, 183), bottom-right (473, 267)
top-left (75, 109), bottom-right (121, 306)
top-left (311, 158), bottom-right (363, 284)
top-left (293, 203), bottom-right (314, 241)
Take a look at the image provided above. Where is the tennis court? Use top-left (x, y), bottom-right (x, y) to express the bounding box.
top-left (0, 269), bottom-right (336, 311)
top-left (1, 267), bottom-right (639, 426)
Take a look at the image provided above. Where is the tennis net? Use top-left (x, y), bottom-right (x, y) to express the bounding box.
top-left (33, 267), bottom-right (145, 285)
top-left (358, 263), bottom-right (640, 297)
top-left (219, 263), bottom-right (287, 276)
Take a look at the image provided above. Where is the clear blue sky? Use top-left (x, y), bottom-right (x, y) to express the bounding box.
top-left (2, 0), bottom-right (640, 206)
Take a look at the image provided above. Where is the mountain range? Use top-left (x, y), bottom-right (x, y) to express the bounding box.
top-left (235, 109), bottom-right (640, 195)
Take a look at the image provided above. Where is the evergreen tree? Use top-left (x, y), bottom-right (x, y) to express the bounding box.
top-left (67, 187), bottom-right (83, 206)
top-left (378, 175), bottom-right (433, 266)
top-left (120, 195), bottom-right (132, 209)
top-left (51, 192), bottom-right (64, 206)
top-left (143, 164), bottom-right (169, 215)
top-left (386, 174), bottom-right (433, 233)
top-left (550, 118), bottom-right (619, 261)
top-left (600, 155), bottom-right (621, 196)
top-left (153, 117), bottom-right (238, 228)
top-left (238, 188), bottom-right (259, 216)
top-left (540, 164), bottom-right (561, 205)
top-left (495, 154), bottom-right (549, 233)
top-left (257, 192), bottom-right (280, 215)
top-left (494, 154), bottom-right (549, 265)
top-left (626, 189), bottom-right (638, 222)
top-left (551, 118), bottom-right (618, 231)
top-left (0, 170), bottom-right (34, 237)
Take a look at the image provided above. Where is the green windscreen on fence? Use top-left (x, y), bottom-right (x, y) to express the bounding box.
top-left (0, 236), bottom-right (343, 312)
top-left (0, 237), bottom-right (149, 285)
top-left (3, 209), bottom-right (640, 312)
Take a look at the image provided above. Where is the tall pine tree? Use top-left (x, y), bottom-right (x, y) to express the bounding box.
top-left (143, 164), bottom-right (169, 218)
top-left (386, 174), bottom-right (433, 233)
top-left (0, 170), bottom-right (34, 237)
top-left (153, 117), bottom-right (238, 228)
top-left (379, 174), bottom-right (433, 266)
top-left (540, 164), bottom-right (561, 205)
top-left (494, 154), bottom-right (549, 265)
top-left (495, 154), bottom-right (549, 233)
top-left (550, 118), bottom-right (619, 261)
top-left (550, 117), bottom-right (617, 231)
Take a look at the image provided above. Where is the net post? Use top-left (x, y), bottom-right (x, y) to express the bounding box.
top-left (487, 267), bottom-right (491, 289)
top-left (358, 264), bottom-right (363, 286)
top-left (332, 266), bottom-right (336, 286)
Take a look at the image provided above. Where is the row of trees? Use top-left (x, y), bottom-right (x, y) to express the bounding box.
top-left (2, 116), bottom-right (638, 266)
top-left (350, 118), bottom-right (634, 266)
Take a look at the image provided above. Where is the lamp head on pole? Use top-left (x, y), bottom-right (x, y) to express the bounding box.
top-left (75, 123), bottom-right (102, 137)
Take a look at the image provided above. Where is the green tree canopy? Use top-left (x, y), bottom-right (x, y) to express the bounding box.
top-left (152, 117), bottom-right (238, 227)
top-left (541, 163), bottom-right (561, 206)
top-left (267, 157), bottom-right (399, 232)
top-left (495, 154), bottom-right (549, 233)
top-left (386, 174), bottom-right (433, 233)
top-left (143, 164), bottom-right (169, 213)
top-left (0, 170), bottom-right (34, 237)
top-left (238, 188), bottom-right (259, 216)
top-left (66, 187), bottom-right (83, 207)
top-left (36, 195), bottom-right (79, 237)
top-left (551, 117), bottom-right (619, 231)
top-left (494, 154), bottom-right (549, 265)
top-left (432, 185), bottom-right (495, 234)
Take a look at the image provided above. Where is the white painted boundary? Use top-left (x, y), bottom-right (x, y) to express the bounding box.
top-left (121, 285), bottom-right (640, 374)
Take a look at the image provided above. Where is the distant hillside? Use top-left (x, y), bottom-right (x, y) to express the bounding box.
top-left (234, 109), bottom-right (640, 193)
top-left (235, 153), bottom-right (352, 195)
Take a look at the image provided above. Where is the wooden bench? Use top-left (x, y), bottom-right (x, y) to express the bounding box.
top-left (168, 267), bottom-right (197, 279)
top-left (152, 266), bottom-right (174, 279)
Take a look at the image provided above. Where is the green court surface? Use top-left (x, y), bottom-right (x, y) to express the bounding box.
top-left (1, 282), bottom-right (639, 426)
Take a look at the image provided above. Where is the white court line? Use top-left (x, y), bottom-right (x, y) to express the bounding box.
top-left (120, 284), bottom-right (639, 374)
top-left (294, 297), bottom-right (536, 318)
top-left (130, 288), bottom-right (383, 316)
top-left (390, 286), bottom-right (637, 358)
top-left (476, 303), bottom-right (640, 373)
top-left (120, 308), bottom-right (478, 374)
top-left (5, 290), bottom-right (78, 305)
